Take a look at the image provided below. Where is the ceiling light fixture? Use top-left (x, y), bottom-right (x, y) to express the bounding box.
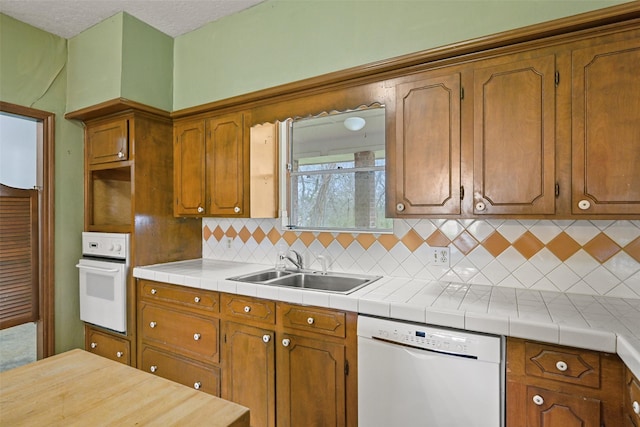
top-left (344, 116), bottom-right (366, 131)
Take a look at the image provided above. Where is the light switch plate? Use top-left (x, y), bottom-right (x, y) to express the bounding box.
top-left (429, 246), bottom-right (450, 267)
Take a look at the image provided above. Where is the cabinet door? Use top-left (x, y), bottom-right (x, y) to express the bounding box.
top-left (526, 385), bottom-right (600, 427)
top-left (222, 322), bottom-right (275, 427)
top-left (393, 72), bottom-right (461, 215)
top-left (473, 54), bottom-right (556, 215)
top-left (87, 119), bottom-right (128, 165)
top-left (206, 112), bottom-right (248, 216)
top-left (571, 38), bottom-right (640, 215)
top-left (174, 119), bottom-right (206, 216)
top-left (276, 334), bottom-right (346, 427)
top-left (627, 368), bottom-right (640, 426)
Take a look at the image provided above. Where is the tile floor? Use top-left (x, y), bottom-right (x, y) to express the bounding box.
top-left (0, 322), bottom-right (37, 372)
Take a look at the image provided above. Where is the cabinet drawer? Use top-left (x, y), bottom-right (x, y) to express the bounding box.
top-left (140, 303), bottom-right (219, 362)
top-left (526, 385), bottom-right (601, 427)
top-left (627, 368), bottom-right (640, 424)
top-left (221, 294), bottom-right (275, 325)
top-left (140, 280), bottom-right (219, 312)
top-left (85, 328), bottom-right (130, 365)
top-left (87, 119), bottom-right (128, 164)
top-left (279, 303), bottom-right (346, 338)
top-left (140, 345), bottom-right (220, 396)
top-left (524, 341), bottom-right (600, 388)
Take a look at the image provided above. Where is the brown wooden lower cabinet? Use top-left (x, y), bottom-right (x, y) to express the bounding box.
top-left (85, 325), bottom-right (130, 365)
top-left (137, 279), bottom-right (357, 427)
top-left (506, 337), bottom-right (624, 427)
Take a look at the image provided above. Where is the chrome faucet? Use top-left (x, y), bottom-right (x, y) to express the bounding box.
top-left (284, 249), bottom-right (303, 270)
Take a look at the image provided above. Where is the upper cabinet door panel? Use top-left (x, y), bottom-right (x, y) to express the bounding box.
top-left (572, 38), bottom-right (640, 215)
top-left (394, 72), bottom-right (461, 215)
top-left (473, 54), bottom-right (556, 215)
top-left (174, 120), bottom-right (206, 216)
top-left (88, 119), bottom-right (128, 165)
top-left (206, 113), bottom-right (246, 216)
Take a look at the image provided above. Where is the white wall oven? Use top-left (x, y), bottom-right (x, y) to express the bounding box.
top-left (77, 232), bottom-right (129, 334)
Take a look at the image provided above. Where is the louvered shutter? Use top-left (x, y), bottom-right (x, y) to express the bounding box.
top-left (0, 183), bottom-right (39, 329)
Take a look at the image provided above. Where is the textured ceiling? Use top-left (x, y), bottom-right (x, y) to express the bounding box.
top-left (0, 0), bottom-right (265, 38)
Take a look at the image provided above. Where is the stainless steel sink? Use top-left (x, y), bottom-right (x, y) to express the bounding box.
top-left (228, 268), bottom-right (380, 294)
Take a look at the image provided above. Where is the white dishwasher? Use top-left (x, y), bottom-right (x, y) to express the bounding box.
top-left (358, 315), bottom-right (504, 427)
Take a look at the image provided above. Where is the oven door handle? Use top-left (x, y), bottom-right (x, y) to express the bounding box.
top-left (76, 264), bottom-right (120, 273)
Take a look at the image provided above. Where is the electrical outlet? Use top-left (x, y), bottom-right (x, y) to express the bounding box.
top-left (429, 246), bottom-right (450, 267)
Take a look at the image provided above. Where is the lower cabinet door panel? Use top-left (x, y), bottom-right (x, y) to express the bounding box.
top-left (526, 385), bottom-right (600, 427)
top-left (140, 345), bottom-right (220, 396)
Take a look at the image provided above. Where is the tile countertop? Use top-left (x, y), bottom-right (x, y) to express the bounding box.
top-left (133, 258), bottom-right (640, 379)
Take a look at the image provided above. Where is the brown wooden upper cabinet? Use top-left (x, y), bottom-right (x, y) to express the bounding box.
top-left (571, 37), bottom-right (640, 215)
top-left (473, 53), bottom-right (557, 216)
top-left (393, 72), bottom-right (462, 216)
top-left (174, 112), bottom-right (250, 217)
top-left (87, 118), bottom-right (129, 165)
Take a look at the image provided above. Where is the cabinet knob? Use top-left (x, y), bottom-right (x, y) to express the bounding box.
top-left (193, 333), bottom-right (201, 341)
top-left (194, 296), bottom-right (201, 303)
top-left (633, 401), bottom-right (639, 415)
top-left (578, 199), bottom-right (591, 210)
top-left (234, 206), bottom-right (241, 213)
top-left (90, 342), bottom-right (97, 349)
top-left (282, 338), bottom-right (291, 347)
top-left (197, 206), bottom-right (204, 213)
top-left (555, 360), bottom-right (568, 372)
top-left (244, 305), bottom-right (251, 313)
top-left (116, 351), bottom-right (123, 358)
top-left (532, 394), bottom-right (544, 406)
top-left (151, 288), bottom-right (157, 295)
top-left (149, 321), bottom-right (157, 328)
top-left (475, 201), bottom-right (486, 211)
top-left (262, 334), bottom-right (271, 343)
top-left (396, 203), bottom-right (405, 212)
top-left (150, 365), bottom-right (158, 373)
top-left (194, 382), bottom-right (202, 390)
top-left (307, 317), bottom-right (315, 325)
top-left (117, 151), bottom-right (125, 159)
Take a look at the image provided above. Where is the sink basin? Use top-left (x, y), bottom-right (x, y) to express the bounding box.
top-left (228, 269), bottom-right (380, 294)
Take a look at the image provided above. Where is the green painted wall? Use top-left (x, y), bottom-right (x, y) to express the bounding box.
top-left (67, 12), bottom-right (173, 112)
top-left (121, 14), bottom-right (173, 112)
top-left (67, 13), bottom-right (123, 112)
top-left (173, 0), bottom-right (629, 111)
top-left (0, 14), bottom-right (85, 352)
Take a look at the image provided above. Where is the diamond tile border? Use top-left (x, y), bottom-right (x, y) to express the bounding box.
top-left (202, 218), bottom-right (640, 299)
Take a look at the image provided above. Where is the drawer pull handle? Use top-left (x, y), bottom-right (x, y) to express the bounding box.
top-left (578, 199), bottom-right (591, 210)
top-left (90, 342), bottom-right (97, 349)
top-left (116, 351), bottom-right (123, 358)
top-left (193, 333), bottom-right (201, 341)
top-left (117, 151), bottom-right (125, 159)
top-left (244, 306), bottom-right (251, 313)
top-left (194, 382), bottom-right (202, 390)
top-left (307, 317), bottom-right (314, 325)
top-left (396, 203), bottom-right (405, 212)
top-left (475, 201), bottom-right (486, 211)
top-left (262, 334), bottom-right (271, 343)
top-left (282, 338), bottom-right (291, 347)
top-left (197, 206), bottom-right (204, 213)
top-left (194, 296), bottom-right (201, 303)
top-left (532, 394), bottom-right (544, 406)
top-left (150, 365), bottom-right (158, 373)
top-left (633, 401), bottom-right (639, 415)
top-left (151, 288), bottom-right (157, 295)
top-left (234, 206), bottom-right (241, 213)
top-left (555, 361), bottom-right (568, 372)
top-left (149, 321), bottom-right (157, 328)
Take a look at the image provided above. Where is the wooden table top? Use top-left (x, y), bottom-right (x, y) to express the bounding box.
top-left (0, 349), bottom-right (249, 426)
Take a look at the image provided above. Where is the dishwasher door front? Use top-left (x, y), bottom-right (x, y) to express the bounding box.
top-left (358, 334), bottom-right (503, 427)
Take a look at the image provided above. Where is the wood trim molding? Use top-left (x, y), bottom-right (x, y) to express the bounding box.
top-left (172, 2), bottom-right (640, 119)
top-left (65, 98), bottom-right (171, 122)
top-left (0, 101), bottom-right (55, 358)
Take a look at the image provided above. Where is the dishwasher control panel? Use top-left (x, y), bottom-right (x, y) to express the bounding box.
top-left (357, 315), bottom-right (503, 362)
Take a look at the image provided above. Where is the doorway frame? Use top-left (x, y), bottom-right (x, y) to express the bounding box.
top-left (1, 101), bottom-right (55, 358)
